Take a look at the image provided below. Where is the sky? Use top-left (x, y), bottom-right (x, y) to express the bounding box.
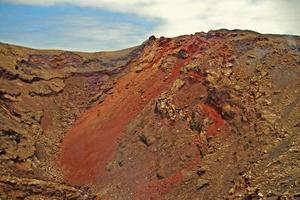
top-left (0, 0), bottom-right (299, 52)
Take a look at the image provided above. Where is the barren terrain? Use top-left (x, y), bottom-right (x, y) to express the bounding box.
top-left (0, 29), bottom-right (299, 199)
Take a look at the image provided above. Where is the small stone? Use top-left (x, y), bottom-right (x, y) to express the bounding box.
top-left (222, 68), bottom-right (232, 77)
top-left (225, 63), bottom-right (234, 68)
top-left (33, 111), bottom-right (44, 123)
top-left (261, 71), bottom-right (268, 77)
top-left (229, 187), bottom-right (235, 195)
top-left (293, 122), bottom-right (300, 127)
top-left (221, 103), bottom-right (236, 120)
top-left (196, 179), bottom-right (209, 190)
top-left (196, 167), bottom-right (206, 176)
top-left (105, 161), bottom-right (114, 171)
top-left (3, 94), bottom-right (18, 101)
top-left (234, 85), bottom-right (241, 91)
top-left (138, 134), bottom-right (155, 146)
top-left (176, 49), bottom-right (189, 59)
top-left (48, 79), bottom-right (65, 93)
top-left (157, 169), bottom-right (167, 179)
top-left (135, 65), bottom-right (143, 73)
top-left (288, 147), bottom-right (299, 153)
top-left (258, 192), bottom-right (264, 198)
top-left (207, 74), bottom-right (217, 85)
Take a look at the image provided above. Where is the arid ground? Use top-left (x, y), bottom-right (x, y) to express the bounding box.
top-left (0, 29), bottom-right (299, 199)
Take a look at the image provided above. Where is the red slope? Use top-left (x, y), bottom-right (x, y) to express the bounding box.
top-left (60, 38), bottom-right (186, 185)
top-left (59, 35), bottom-right (226, 189)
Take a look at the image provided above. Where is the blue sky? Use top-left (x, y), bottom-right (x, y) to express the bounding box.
top-left (0, 0), bottom-right (299, 52)
top-left (0, 2), bottom-right (158, 51)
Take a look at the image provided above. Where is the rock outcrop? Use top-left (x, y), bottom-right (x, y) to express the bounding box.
top-left (1, 29), bottom-right (300, 199)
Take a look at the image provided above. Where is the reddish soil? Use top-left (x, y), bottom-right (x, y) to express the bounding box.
top-left (59, 35), bottom-right (229, 200)
top-left (201, 104), bottom-right (226, 136)
top-left (60, 68), bottom-right (166, 184)
top-left (59, 37), bottom-right (199, 185)
top-left (58, 37), bottom-right (230, 200)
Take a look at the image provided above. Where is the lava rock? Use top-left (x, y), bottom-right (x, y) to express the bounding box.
top-left (176, 49), bottom-right (189, 59)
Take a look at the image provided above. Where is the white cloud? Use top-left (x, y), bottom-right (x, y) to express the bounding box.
top-left (1, 0), bottom-right (299, 51)
top-left (60, 15), bottom-right (149, 51)
top-left (1, 0), bottom-right (299, 36)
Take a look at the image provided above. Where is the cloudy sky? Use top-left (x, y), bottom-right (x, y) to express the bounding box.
top-left (0, 0), bottom-right (299, 51)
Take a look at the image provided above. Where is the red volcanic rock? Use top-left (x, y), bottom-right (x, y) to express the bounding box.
top-left (60, 34), bottom-right (204, 185)
top-left (1, 30), bottom-right (300, 200)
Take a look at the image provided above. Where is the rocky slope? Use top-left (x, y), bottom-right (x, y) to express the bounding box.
top-left (0, 29), bottom-right (300, 199)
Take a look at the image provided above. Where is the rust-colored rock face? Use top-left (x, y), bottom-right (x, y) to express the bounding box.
top-left (1, 30), bottom-right (300, 199)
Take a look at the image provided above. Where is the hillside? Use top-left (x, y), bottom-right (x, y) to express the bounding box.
top-left (0, 29), bottom-right (300, 200)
